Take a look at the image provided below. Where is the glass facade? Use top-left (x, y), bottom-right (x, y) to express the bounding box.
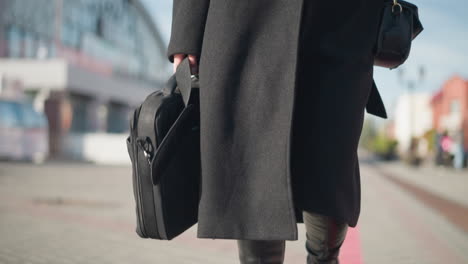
top-left (0, 0), bottom-right (168, 83)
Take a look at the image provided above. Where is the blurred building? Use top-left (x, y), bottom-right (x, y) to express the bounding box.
top-left (393, 92), bottom-right (433, 154)
top-left (0, 0), bottom-right (170, 159)
top-left (431, 75), bottom-right (468, 151)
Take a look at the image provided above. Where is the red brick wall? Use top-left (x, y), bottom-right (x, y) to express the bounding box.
top-left (431, 76), bottom-right (468, 150)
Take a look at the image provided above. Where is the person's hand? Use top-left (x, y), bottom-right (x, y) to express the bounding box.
top-left (173, 54), bottom-right (198, 74)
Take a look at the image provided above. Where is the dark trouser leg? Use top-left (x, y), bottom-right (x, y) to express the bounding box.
top-left (303, 210), bottom-right (348, 264)
top-left (237, 239), bottom-right (286, 264)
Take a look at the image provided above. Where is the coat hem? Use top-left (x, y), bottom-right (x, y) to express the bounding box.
top-left (196, 231), bottom-right (299, 241)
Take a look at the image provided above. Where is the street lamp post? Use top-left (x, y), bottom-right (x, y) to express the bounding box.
top-left (54, 0), bottom-right (63, 55)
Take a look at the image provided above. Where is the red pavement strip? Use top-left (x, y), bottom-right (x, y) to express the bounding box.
top-left (340, 226), bottom-right (364, 264)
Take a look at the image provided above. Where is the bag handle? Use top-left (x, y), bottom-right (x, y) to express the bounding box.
top-left (175, 57), bottom-right (200, 107)
top-left (162, 57), bottom-right (199, 107)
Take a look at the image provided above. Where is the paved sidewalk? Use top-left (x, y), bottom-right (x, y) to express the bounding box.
top-left (375, 160), bottom-right (468, 207)
top-left (358, 163), bottom-right (468, 264)
top-left (0, 162), bottom-right (308, 264)
top-left (1, 161), bottom-right (467, 263)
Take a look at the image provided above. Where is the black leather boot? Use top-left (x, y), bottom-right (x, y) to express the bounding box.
top-left (303, 211), bottom-right (348, 264)
top-left (237, 239), bottom-right (286, 264)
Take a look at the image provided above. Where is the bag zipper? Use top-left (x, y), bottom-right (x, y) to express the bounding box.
top-left (130, 106), bottom-right (148, 238)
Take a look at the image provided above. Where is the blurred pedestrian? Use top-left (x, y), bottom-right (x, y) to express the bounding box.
top-left (435, 132), bottom-right (444, 166)
top-left (441, 131), bottom-right (454, 167)
top-left (453, 130), bottom-right (465, 170)
top-left (167, 0), bottom-right (387, 263)
top-left (441, 132), bottom-right (452, 153)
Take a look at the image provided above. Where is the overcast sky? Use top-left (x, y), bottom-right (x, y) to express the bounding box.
top-left (142, 0), bottom-right (468, 119)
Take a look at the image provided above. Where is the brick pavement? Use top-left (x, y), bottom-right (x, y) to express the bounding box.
top-left (358, 162), bottom-right (468, 264)
top-left (0, 161), bottom-right (467, 263)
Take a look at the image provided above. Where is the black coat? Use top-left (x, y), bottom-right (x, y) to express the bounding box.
top-left (167, 0), bottom-right (387, 241)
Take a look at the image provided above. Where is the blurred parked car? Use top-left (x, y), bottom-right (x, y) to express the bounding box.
top-left (0, 99), bottom-right (49, 163)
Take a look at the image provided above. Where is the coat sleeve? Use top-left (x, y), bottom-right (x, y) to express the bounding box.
top-left (166, 0), bottom-right (211, 63)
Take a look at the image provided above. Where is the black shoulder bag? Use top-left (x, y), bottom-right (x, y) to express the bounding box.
top-left (366, 0), bottom-right (424, 118)
top-left (374, 0), bottom-right (424, 69)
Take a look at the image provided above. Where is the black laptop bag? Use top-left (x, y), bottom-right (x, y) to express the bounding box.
top-left (126, 57), bottom-right (200, 240)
